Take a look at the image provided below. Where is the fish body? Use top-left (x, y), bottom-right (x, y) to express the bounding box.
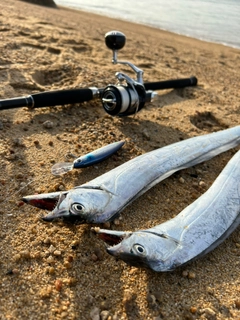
top-left (96, 149), bottom-right (240, 271)
top-left (23, 126), bottom-right (240, 223)
top-left (51, 140), bottom-right (125, 175)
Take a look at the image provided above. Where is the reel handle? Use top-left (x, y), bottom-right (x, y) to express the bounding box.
top-left (105, 31), bottom-right (126, 51)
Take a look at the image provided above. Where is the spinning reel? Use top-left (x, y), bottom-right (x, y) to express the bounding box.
top-left (101, 31), bottom-right (148, 116)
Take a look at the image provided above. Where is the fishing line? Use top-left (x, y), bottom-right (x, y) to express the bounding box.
top-left (0, 178), bottom-right (36, 213)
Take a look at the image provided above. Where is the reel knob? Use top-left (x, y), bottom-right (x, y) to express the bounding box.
top-left (105, 31), bottom-right (126, 51)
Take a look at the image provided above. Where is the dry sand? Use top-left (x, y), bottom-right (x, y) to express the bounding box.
top-left (0, 0), bottom-right (240, 319)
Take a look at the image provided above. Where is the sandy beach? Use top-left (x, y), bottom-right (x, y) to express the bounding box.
top-left (0, 0), bottom-right (240, 319)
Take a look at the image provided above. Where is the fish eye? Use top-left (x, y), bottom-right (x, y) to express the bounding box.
top-left (75, 158), bottom-right (82, 163)
top-left (71, 203), bottom-right (85, 214)
top-left (133, 244), bottom-right (146, 256)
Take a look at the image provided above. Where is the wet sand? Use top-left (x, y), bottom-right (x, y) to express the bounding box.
top-left (0, 0), bottom-right (240, 319)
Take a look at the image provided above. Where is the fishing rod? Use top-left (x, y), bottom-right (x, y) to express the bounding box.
top-left (0, 31), bottom-right (197, 117)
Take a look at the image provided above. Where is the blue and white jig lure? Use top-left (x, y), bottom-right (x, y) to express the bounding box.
top-left (51, 140), bottom-right (125, 176)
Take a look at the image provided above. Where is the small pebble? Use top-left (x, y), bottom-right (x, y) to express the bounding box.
top-left (55, 279), bottom-right (63, 292)
top-left (188, 271), bottom-right (196, 279)
top-left (34, 251), bottom-right (42, 259)
top-left (112, 313), bottom-right (120, 320)
top-left (6, 269), bottom-right (19, 275)
top-left (90, 306), bottom-right (100, 320)
top-left (235, 300), bottom-right (240, 309)
top-left (102, 221), bottom-right (111, 228)
top-left (12, 268), bottom-right (20, 274)
top-left (67, 255), bottom-right (74, 263)
top-left (93, 248), bottom-right (103, 261)
top-left (20, 250), bottom-right (30, 259)
top-left (71, 240), bottom-right (80, 247)
top-left (202, 307), bottom-right (216, 319)
top-left (100, 310), bottom-right (110, 320)
top-left (13, 253), bottom-right (21, 261)
top-left (199, 180), bottom-right (206, 187)
top-left (48, 245), bottom-right (56, 253)
top-left (43, 120), bottom-right (54, 129)
top-left (182, 270), bottom-right (188, 277)
top-left (91, 253), bottom-right (98, 262)
top-left (207, 286), bottom-right (214, 295)
top-left (39, 286), bottom-right (52, 299)
top-left (143, 129), bottom-right (150, 140)
top-left (113, 218), bottom-right (121, 226)
top-left (63, 261), bottom-right (72, 269)
top-left (33, 140), bottom-right (40, 145)
top-left (99, 300), bottom-right (110, 311)
top-left (129, 267), bottom-right (138, 275)
top-left (60, 312), bottom-right (68, 318)
top-left (43, 238), bottom-right (51, 244)
top-left (190, 306), bottom-right (197, 314)
top-left (49, 267), bottom-right (55, 274)
top-left (179, 177), bottom-right (185, 184)
top-left (58, 184), bottom-right (65, 191)
top-left (46, 255), bottom-right (55, 264)
top-left (67, 277), bottom-right (77, 287)
top-left (53, 250), bottom-right (62, 256)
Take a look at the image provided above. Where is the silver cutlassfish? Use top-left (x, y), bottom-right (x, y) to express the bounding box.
top-left (94, 148), bottom-right (240, 271)
top-left (22, 126), bottom-right (240, 223)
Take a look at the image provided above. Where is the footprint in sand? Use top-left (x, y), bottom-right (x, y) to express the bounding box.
top-left (60, 38), bottom-right (92, 53)
top-left (31, 64), bottom-right (81, 87)
top-left (190, 111), bottom-right (228, 132)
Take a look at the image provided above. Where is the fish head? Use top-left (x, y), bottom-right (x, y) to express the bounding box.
top-left (73, 155), bottom-right (93, 168)
top-left (95, 228), bottom-right (180, 271)
top-left (42, 187), bottom-right (113, 223)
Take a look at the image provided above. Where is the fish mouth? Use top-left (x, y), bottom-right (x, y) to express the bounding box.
top-left (42, 209), bottom-right (68, 222)
top-left (41, 192), bottom-right (77, 223)
top-left (22, 191), bottom-right (63, 211)
top-left (42, 209), bottom-right (86, 224)
top-left (22, 190), bottom-right (91, 224)
top-left (22, 191), bottom-right (80, 223)
top-left (93, 228), bottom-right (148, 268)
top-left (92, 227), bottom-right (131, 252)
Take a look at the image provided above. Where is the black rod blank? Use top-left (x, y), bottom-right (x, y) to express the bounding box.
top-left (144, 76), bottom-right (197, 91)
top-left (0, 88), bottom-right (94, 111)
